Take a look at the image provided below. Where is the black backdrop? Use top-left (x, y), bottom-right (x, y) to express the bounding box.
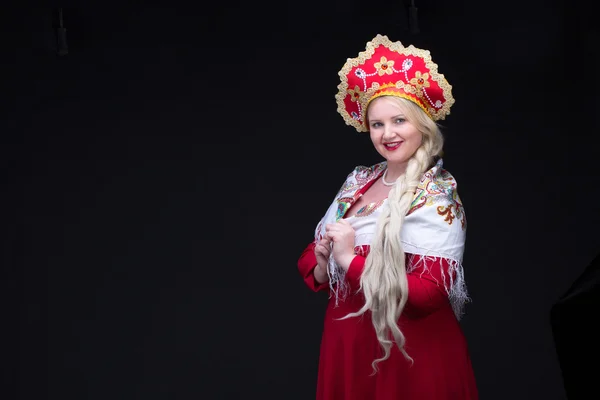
top-left (5, 1), bottom-right (599, 399)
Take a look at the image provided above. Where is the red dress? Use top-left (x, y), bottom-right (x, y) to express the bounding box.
top-left (298, 248), bottom-right (479, 400)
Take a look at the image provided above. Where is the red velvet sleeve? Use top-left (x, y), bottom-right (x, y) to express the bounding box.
top-left (403, 255), bottom-right (454, 318)
top-left (345, 255), bottom-right (365, 291)
top-left (344, 253), bottom-right (453, 318)
top-left (297, 241), bottom-right (330, 292)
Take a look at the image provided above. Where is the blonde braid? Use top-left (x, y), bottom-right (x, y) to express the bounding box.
top-left (341, 145), bottom-right (433, 373)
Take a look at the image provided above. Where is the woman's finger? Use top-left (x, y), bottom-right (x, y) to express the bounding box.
top-left (315, 248), bottom-right (325, 260)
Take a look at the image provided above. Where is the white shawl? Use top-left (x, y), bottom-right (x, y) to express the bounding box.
top-left (314, 158), bottom-right (470, 319)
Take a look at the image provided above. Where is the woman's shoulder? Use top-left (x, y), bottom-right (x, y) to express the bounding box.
top-left (410, 158), bottom-right (467, 230)
top-left (347, 161), bottom-right (387, 181)
top-left (334, 161), bottom-right (386, 198)
top-left (419, 158), bottom-right (462, 197)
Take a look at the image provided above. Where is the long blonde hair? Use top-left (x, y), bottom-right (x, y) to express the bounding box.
top-left (343, 96), bottom-right (444, 373)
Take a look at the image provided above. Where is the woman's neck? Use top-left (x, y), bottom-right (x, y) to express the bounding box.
top-left (384, 162), bottom-right (408, 181)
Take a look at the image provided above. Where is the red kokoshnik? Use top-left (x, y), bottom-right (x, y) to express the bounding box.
top-left (335, 34), bottom-right (455, 132)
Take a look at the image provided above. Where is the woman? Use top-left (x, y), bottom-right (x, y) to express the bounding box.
top-left (297, 34), bottom-right (478, 399)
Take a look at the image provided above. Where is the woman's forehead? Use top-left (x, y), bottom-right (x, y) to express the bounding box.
top-left (368, 97), bottom-right (408, 117)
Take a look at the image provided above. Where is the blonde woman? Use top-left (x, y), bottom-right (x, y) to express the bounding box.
top-left (298, 35), bottom-right (478, 399)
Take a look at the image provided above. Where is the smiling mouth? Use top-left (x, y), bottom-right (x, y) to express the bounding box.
top-left (384, 142), bottom-right (402, 150)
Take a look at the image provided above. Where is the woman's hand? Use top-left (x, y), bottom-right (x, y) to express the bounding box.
top-left (325, 219), bottom-right (356, 271)
top-left (314, 238), bottom-right (331, 284)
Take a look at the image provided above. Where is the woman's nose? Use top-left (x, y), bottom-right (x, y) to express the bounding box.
top-left (383, 125), bottom-right (395, 139)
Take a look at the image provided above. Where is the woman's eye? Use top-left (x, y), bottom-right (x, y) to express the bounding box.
top-left (396, 118), bottom-right (405, 124)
